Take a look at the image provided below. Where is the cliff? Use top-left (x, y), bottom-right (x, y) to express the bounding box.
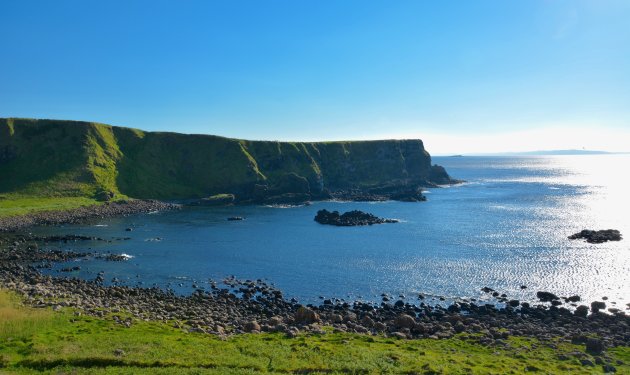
top-left (0, 118), bottom-right (455, 203)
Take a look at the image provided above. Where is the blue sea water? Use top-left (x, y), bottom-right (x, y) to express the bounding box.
top-left (36, 156), bottom-right (630, 309)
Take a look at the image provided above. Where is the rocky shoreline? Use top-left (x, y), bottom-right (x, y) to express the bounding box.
top-left (0, 200), bottom-right (180, 232)
top-left (0, 232), bottom-right (628, 371)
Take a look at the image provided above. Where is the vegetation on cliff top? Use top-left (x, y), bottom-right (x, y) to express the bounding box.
top-left (0, 118), bottom-right (451, 216)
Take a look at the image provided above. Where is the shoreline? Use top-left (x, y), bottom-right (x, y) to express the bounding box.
top-left (0, 231), bottom-right (628, 357)
top-left (0, 199), bottom-right (181, 232)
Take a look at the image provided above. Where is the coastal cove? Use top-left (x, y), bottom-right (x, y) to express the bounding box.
top-left (27, 155), bottom-right (630, 310)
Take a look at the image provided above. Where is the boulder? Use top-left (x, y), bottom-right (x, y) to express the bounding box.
top-left (585, 338), bottom-right (604, 355)
top-left (591, 301), bottom-right (606, 312)
top-left (244, 321), bottom-right (261, 333)
top-left (294, 307), bottom-right (319, 324)
top-left (536, 291), bottom-right (560, 302)
top-left (394, 314), bottom-right (416, 329)
top-left (574, 305), bottom-right (589, 317)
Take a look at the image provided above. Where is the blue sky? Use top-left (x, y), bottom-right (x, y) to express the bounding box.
top-left (1, 1), bottom-right (629, 153)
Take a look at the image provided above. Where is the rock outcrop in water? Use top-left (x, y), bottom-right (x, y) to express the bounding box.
top-left (314, 209), bottom-right (398, 226)
top-left (0, 118), bottom-right (458, 205)
top-left (568, 229), bottom-right (622, 244)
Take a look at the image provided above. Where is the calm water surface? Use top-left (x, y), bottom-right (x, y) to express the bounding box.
top-left (36, 156), bottom-right (630, 308)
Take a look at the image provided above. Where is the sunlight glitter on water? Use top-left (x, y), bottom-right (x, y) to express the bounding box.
top-left (35, 155), bottom-right (630, 310)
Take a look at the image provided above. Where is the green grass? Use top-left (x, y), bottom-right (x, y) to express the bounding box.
top-left (0, 195), bottom-right (100, 218)
top-left (0, 290), bottom-right (627, 374)
top-left (1, 118), bottom-right (436, 203)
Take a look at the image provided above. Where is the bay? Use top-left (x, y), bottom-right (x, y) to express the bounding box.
top-left (37, 155), bottom-right (630, 309)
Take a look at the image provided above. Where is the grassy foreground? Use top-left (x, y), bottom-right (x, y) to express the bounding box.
top-left (1, 290), bottom-right (628, 374)
top-left (0, 195), bottom-right (99, 218)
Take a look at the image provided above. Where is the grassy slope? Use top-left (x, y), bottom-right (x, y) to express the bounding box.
top-left (0, 118), bottom-right (436, 217)
top-left (0, 119), bottom-right (119, 217)
top-left (1, 290), bottom-right (628, 374)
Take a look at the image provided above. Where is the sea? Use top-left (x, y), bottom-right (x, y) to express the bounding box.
top-left (35, 155), bottom-right (630, 310)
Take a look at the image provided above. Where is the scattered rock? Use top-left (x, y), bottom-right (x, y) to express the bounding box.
top-left (602, 364), bottom-right (617, 373)
top-left (244, 321), bottom-right (260, 333)
top-left (536, 291), bottom-right (560, 302)
top-left (565, 295), bottom-right (580, 303)
top-left (568, 229), bottom-right (622, 244)
top-left (394, 314), bottom-right (416, 329)
top-left (314, 209), bottom-right (398, 226)
top-left (574, 305), bottom-right (589, 317)
top-left (295, 307), bottom-right (319, 324)
top-left (586, 338), bottom-right (605, 355)
top-left (591, 301), bottom-right (607, 312)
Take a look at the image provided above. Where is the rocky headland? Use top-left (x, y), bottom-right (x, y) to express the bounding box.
top-left (0, 118), bottom-right (459, 208)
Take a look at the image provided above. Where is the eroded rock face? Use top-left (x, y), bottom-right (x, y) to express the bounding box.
top-left (568, 229), bottom-right (622, 244)
top-left (314, 209), bottom-right (399, 226)
top-left (0, 119), bottom-right (459, 205)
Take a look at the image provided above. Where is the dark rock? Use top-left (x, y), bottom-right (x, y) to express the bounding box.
top-left (568, 229), bottom-right (622, 243)
top-left (429, 164), bottom-right (457, 185)
top-left (227, 217), bottom-right (244, 221)
top-left (591, 301), bottom-right (606, 312)
top-left (508, 300), bottom-right (520, 307)
top-left (595, 357), bottom-right (604, 365)
top-left (536, 291), bottom-right (560, 302)
top-left (574, 305), bottom-right (589, 317)
top-left (96, 191), bottom-right (116, 202)
top-left (567, 295), bottom-right (581, 303)
top-left (580, 359), bottom-right (594, 366)
top-left (314, 209), bottom-right (398, 226)
top-left (586, 338), bottom-right (605, 355)
top-left (602, 364), bottom-right (617, 373)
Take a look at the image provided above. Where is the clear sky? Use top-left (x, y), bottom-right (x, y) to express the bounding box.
top-left (1, 0), bottom-right (629, 154)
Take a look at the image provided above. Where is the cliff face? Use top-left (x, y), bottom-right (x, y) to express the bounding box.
top-left (0, 118), bottom-right (454, 201)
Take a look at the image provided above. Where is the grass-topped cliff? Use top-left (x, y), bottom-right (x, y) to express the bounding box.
top-left (0, 118), bottom-right (453, 213)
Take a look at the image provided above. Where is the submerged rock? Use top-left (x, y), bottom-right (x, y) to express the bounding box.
top-left (568, 229), bottom-right (622, 244)
top-left (314, 209), bottom-right (398, 226)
